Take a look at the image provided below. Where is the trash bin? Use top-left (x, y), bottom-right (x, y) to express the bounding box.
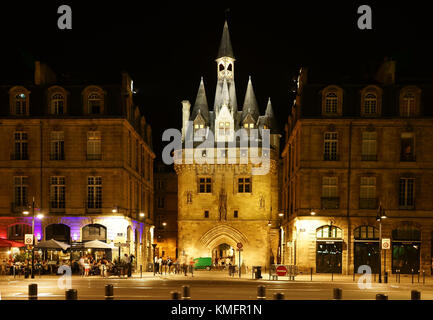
top-left (253, 266), bottom-right (262, 279)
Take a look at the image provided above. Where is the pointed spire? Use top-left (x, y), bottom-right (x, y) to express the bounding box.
top-left (217, 20), bottom-right (235, 59)
top-left (191, 77), bottom-right (209, 123)
top-left (241, 76), bottom-right (259, 121)
top-left (264, 97), bottom-right (278, 133)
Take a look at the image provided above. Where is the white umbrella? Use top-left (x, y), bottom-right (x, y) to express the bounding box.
top-left (84, 240), bottom-right (113, 249)
top-left (35, 239), bottom-right (70, 250)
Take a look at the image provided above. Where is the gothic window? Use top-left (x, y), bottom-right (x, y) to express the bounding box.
top-left (198, 177), bottom-right (212, 193)
top-left (186, 191), bottom-right (192, 204)
top-left (218, 122), bottom-right (230, 136)
top-left (227, 64), bottom-right (232, 71)
top-left (219, 64), bottom-right (224, 71)
top-left (238, 177), bottom-right (252, 193)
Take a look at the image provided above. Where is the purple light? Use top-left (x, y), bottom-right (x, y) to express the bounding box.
top-left (36, 233), bottom-right (41, 241)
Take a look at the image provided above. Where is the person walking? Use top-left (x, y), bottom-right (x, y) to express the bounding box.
top-left (154, 255), bottom-right (159, 276)
top-left (189, 257), bottom-right (195, 277)
top-left (128, 254), bottom-right (135, 277)
top-left (167, 257), bottom-right (172, 274)
top-left (157, 256), bottom-right (163, 274)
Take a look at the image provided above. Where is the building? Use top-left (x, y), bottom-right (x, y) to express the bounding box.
top-left (154, 162), bottom-right (178, 260)
top-left (281, 59), bottom-right (433, 275)
top-left (174, 21), bottom-right (281, 269)
top-left (0, 61), bottom-right (155, 267)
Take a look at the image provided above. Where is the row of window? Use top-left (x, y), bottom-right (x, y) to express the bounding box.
top-left (197, 177), bottom-right (252, 194)
top-left (320, 177), bottom-right (414, 209)
top-left (322, 85), bottom-right (420, 117)
top-left (9, 86), bottom-right (105, 116)
top-left (323, 131), bottom-right (415, 161)
top-left (202, 209), bottom-right (239, 219)
top-left (12, 176), bottom-right (152, 216)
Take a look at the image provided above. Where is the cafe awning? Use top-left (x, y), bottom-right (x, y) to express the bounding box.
top-left (0, 238), bottom-right (26, 248)
top-left (84, 240), bottom-right (114, 249)
top-left (35, 239), bottom-right (70, 250)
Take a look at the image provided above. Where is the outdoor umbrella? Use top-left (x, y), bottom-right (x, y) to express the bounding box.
top-left (35, 239), bottom-right (70, 250)
top-left (84, 240), bottom-right (114, 249)
top-left (0, 238), bottom-right (26, 248)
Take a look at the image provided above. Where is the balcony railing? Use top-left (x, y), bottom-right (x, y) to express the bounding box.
top-left (359, 198), bottom-right (377, 209)
top-left (49, 201), bottom-right (65, 213)
top-left (10, 153), bottom-right (29, 160)
top-left (361, 154), bottom-right (377, 161)
top-left (321, 197), bottom-right (340, 209)
top-left (11, 202), bottom-right (29, 213)
top-left (50, 153), bottom-right (65, 160)
top-left (87, 154), bottom-right (102, 160)
top-left (323, 154), bottom-right (339, 161)
top-left (400, 154), bottom-right (416, 162)
top-left (85, 201), bottom-right (102, 213)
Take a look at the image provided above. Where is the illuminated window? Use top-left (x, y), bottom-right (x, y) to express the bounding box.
top-left (325, 92), bottom-right (338, 113)
top-left (9, 87), bottom-right (30, 115)
top-left (316, 225), bottom-right (342, 238)
top-left (401, 132), bottom-right (415, 161)
top-left (322, 177), bottom-right (338, 198)
top-left (364, 93), bottom-right (377, 114)
top-left (354, 226), bottom-right (378, 240)
top-left (87, 131), bottom-right (101, 160)
top-left (219, 122), bottom-right (230, 136)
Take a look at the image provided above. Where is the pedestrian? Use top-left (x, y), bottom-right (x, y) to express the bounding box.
top-left (157, 256), bottom-right (163, 274)
top-left (167, 257), bottom-right (172, 274)
top-left (79, 256), bottom-right (85, 276)
top-left (154, 255), bottom-right (159, 275)
top-left (123, 254), bottom-right (131, 277)
top-left (129, 254), bottom-right (135, 277)
top-left (84, 257), bottom-right (90, 277)
top-left (189, 257), bottom-right (195, 277)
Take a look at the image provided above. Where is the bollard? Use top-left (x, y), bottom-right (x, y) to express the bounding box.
top-left (28, 283), bottom-right (38, 300)
top-left (333, 288), bottom-right (342, 300)
top-left (273, 292), bottom-right (284, 300)
top-left (384, 272), bottom-right (388, 284)
top-left (411, 290), bottom-right (421, 300)
top-left (423, 270), bottom-right (425, 285)
top-left (182, 285), bottom-right (191, 300)
top-left (105, 284), bottom-right (114, 300)
top-left (412, 270), bottom-right (414, 284)
top-left (331, 272), bottom-right (334, 281)
top-left (418, 271), bottom-right (420, 283)
top-left (257, 285), bottom-right (266, 300)
top-left (310, 268), bottom-right (313, 281)
top-left (65, 289), bottom-right (77, 300)
top-left (376, 294), bottom-right (388, 300)
top-left (140, 265), bottom-right (142, 278)
top-left (374, 273), bottom-right (376, 283)
top-left (353, 272), bottom-right (355, 282)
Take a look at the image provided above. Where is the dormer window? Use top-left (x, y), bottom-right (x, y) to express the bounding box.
top-left (83, 86), bottom-right (104, 115)
top-left (321, 86), bottom-right (343, 116)
top-left (52, 93), bottom-right (65, 115)
top-left (88, 93), bottom-right (102, 114)
top-left (9, 86), bottom-right (30, 115)
top-left (360, 85), bottom-right (382, 117)
top-left (219, 122), bottom-right (230, 136)
top-left (399, 86), bottom-right (421, 117)
top-left (325, 93), bottom-right (338, 113)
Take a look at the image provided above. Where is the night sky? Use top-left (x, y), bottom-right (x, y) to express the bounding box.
top-left (1, 1), bottom-right (432, 157)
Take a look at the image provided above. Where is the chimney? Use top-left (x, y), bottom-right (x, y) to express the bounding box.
top-left (181, 100), bottom-right (191, 141)
top-left (34, 61), bottom-right (57, 85)
top-left (375, 57), bottom-right (396, 85)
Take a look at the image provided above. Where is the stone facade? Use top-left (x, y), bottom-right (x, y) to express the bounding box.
top-left (0, 62), bottom-right (155, 267)
top-left (281, 64), bottom-right (433, 275)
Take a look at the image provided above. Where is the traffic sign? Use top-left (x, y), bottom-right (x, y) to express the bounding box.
top-left (382, 238), bottom-right (391, 250)
top-left (24, 234), bottom-right (34, 245)
top-left (237, 242), bottom-right (243, 249)
top-left (276, 265), bottom-right (287, 276)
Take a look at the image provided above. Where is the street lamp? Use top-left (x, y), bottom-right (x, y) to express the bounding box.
top-left (152, 243), bottom-right (157, 275)
top-left (376, 202), bottom-right (387, 283)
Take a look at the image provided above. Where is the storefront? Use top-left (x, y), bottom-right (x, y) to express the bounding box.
top-left (316, 225), bottom-right (343, 273)
top-left (353, 225), bottom-right (380, 274)
top-left (392, 225), bottom-right (421, 274)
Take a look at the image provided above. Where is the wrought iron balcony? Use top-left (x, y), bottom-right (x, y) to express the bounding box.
top-left (321, 197), bottom-right (340, 209)
top-left (10, 153), bottom-right (29, 160)
top-left (359, 198), bottom-right (377, 209)
top-left (361, 154), bottom-right (377, 161)
top-left (400, 154), bottom-right (416, 162)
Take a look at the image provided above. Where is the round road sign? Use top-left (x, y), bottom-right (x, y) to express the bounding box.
top-left (237, 242), bottom-right (243, 249)
top-left (276, 265), bottom-right (287, 276)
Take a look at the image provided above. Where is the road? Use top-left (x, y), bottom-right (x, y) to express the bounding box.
top-left (1, 271), bottom-right (432, 300)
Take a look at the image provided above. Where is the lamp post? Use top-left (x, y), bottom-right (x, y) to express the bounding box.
top-left (277, 211), bottom-right (284, 264)
top-left (152, 243), bottom-right (157, 275)
top-left (376, 202), bottom-right (387, 283)
top-left (23, 197), bottom-right (43, 279)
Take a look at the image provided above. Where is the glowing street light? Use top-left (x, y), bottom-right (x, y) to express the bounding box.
top-left (139, 212), bottom-right (145, 217)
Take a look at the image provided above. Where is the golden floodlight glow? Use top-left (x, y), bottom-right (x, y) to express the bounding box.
top-left (162, 222), bottom-right (167, 226)
top-left (36, 213), bottom-right (44, 219)
top-left (310, 211), bottom-right (316, 216)
top-left (140, 212), bottom-right (145, 217)
top-left (23, 210), bottom-right (29, 215)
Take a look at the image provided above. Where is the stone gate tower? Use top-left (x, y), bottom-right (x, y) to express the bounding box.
top-left (174, 20), bottom-right (280, 269)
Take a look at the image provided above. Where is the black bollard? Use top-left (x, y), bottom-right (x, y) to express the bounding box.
top-left (65, 289), bottom-right (77, 300)
top-left (28, 283), bottom-right (38, 300)
top-left (384, 272), bottom-right (388, 284)
top-left (182, 285), bottom-right (191, 300)
top-left (331, 272), bottom-right (334, 281)
top-left (171, 291), bottom-right (181, 300)
top-left (273, 292), bottom-right (284, 300)
top-left (353, 272), bottom-right (355, 282)
top-left (140, 265), bottom-right (142, 278)
top-left (411, 290), bottom-right (421, 300)
top-left (310, 267), bottom-right (313, 281)
top-left (333, 288), bottom-right (342, 300)
top-left (257, 285), bottom-right (266, 300)
top-left (105, 284), bottom-right (114, 300)
top-left (376, 294), bottom-right (388, 300)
